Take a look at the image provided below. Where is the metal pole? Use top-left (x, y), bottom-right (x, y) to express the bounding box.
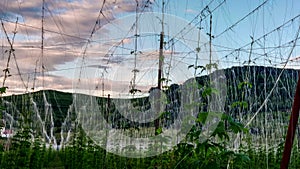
top-left (280, 72), bottom-right (300, 169)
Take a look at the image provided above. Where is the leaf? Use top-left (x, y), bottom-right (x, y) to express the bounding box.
top-left (188, 64), bottom-right (194, 69)
top-left (231, 101), bottom-right (248, 109)
top-left (0, 86), bottom-right (8, 94)
top-left (196, 65), bottom-right (205, 69)
top-left (224, 115), bottom-right (246, 134)
top-left (211, 121), bottom-right (229, 141)
top-left (197, 112), bottom-right (208, 124)
top-left (155, 127), bottom-right (162, 135)
top-left (202, 86), bottom-right (219, 98)
top-left (129, 88), bottom-right (141, 94)
top-left (238, 81), bottom-right (252, 89)
top-left (235, 153), bottom-right (250, 162)
top-left (159, 77), bottom-right (171, 84)
top-left (162, 85), bottom-right (169, 90)
top-left (3, 68), bottom-right (9, 72)
top-left (206, 63), bottom-right (218, 70)
top-left (268, 59), bottom-right (272, 64)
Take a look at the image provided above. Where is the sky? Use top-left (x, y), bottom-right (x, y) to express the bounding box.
top-left (0, 0), bottom-right (300, 96)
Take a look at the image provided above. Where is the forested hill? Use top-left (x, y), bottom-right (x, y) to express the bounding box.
top-left (222, 66), bottom-right (298, 116)
top-left (0, 66), bottom-right (298, 135)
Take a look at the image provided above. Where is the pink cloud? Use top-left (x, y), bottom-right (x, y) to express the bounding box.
top-left (1, 0), bottom-right (153, 94)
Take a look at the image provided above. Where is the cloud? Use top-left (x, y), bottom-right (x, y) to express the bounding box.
top-left (0, 0), bottom-right (153, 94)
top-left (1, 73), bottom-right (73, 95)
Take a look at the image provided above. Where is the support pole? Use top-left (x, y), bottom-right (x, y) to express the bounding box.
top-left (155, 31), bottom-right (164, 135)
top-left (41, 0), bottom-right (45, 88)
top-left (157, 31), bottom-right (164, 90)
top-left (209, 13), bottom-right (212, 68)
top-left (280, 72), bottom-right (300, 169)
top-left (103, 94), bottom-right (110, 169)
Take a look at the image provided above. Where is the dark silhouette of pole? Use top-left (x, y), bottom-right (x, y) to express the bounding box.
top-left (280, 72), bottom-right (300, 169)
top-left (157, 31), bottom-right (164, 90)
top-left (103, 94), bottom-right (110, 169)
top-left (155, 0), bottom-right (165, 137)
top-left (41, 0), bottom-right (45, 88)
top-left (209, 13), bottom-right (212, 69)
top-left (106, 94), bottom-right (110, 121)
top-left (155, 31), bottom-right (164, 135)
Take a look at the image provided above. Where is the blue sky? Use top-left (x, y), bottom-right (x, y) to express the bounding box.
top-left (0, 0), bottom-right (300, 96)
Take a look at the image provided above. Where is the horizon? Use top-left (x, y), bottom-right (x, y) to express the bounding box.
top-left (2, 64), bottom-right (300, 97)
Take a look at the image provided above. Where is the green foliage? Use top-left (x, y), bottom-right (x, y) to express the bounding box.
top-left (231, 101), bottom-right (248, 109)
top-left (0, 122), bottom-right (298, 168)
top-left (0, 103), bottom-right (254, 169)
top-left (238, 81), bottom-right (252, 89)
top-left (206, 63), bottom-right (218, 70)
top-left (201, 86), bottom-right (218, 98)
top-left (0, 65), bottom-right (299, 168)
top-left (155, 127), bottom-right (163, 135)
top-left (0, 87), bottom-right (8, 94)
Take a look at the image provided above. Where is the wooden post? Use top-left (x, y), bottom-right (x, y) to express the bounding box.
top-left (103, 94), bottom-right (110, 169)
top-left (155, 32), bottom-right (164, 135)
top-left (280, 72), bottom-right (300, 169)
